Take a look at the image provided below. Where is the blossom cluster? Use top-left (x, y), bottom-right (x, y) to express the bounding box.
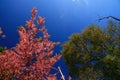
top-left (0, 8), bottom-right (61, 80)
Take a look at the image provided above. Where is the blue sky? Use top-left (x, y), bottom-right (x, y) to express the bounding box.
top-left (0, 0), bottom-right (120, 79)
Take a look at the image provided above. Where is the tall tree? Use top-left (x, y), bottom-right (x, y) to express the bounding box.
top-left (95, 21), bottom-right (120, 80)
top-left (0, 8), bottom-right (61, 80)
top-left (62, 21), bottom-right (120, 80)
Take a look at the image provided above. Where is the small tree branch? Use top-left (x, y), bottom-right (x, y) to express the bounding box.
top-left (58, 66), bottom-right (65, 80)
top-left (98, 16), bottom-right (120, 21)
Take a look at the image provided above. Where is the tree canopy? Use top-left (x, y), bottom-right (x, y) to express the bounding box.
top-left (62, 21), bottom-right (120, 80)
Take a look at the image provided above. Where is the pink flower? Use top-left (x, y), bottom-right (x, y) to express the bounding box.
top-left (26, 20), bottom-right (35, 28)
top-left (68, 76), bottom-right (72, 80)
top-left (0, 7), bottom-right (68, 80)
top-left (31, 7), bottom-right (37, 21)
top-left (37, 16), bottom-right (45, 26)
top-left (0, 27), bottom-right (3, 35)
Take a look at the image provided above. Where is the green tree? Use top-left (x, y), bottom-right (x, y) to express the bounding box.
top-left (62, 21), bottom-right (120, 80)
top-left (94, 21), bottom-right (120, 80)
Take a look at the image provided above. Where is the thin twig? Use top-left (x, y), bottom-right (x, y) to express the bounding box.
top-left (58, 66), bottom-right (65, 80)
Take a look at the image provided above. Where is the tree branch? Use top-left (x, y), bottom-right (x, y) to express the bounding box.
top-left (58, 66), bottom-right (65, 80)
top-left (98, 16), bottom-right (120, 21)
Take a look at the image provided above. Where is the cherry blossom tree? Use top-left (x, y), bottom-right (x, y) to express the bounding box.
top-left (0, 8), bottom-right (61, 80)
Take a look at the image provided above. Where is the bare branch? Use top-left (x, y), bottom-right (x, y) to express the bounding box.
top-left (58, 66), bottom-right (65, 80)
top-left (98, 16), bottom-right (120, 21)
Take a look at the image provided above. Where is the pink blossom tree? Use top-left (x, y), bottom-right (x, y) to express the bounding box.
top-left (0, 8), bottom-right (61, 80)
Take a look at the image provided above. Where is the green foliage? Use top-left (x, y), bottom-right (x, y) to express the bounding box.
top-left (0, 46), bottom-right (4, 54)
top-left (95, 54), bottom-right (120, 80)
top-left (62, 21), bottom-right (120, 80)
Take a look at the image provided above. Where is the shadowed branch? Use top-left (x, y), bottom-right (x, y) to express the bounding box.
top-left (98, 16), bottom-right (120, 21)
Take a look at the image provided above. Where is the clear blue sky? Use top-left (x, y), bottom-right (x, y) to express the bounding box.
top-left (0, 0), bottom-right (120, 79)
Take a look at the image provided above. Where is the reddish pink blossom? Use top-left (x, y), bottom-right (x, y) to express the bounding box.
top-left (0, 27), bottom-right (3, 35)
top-left (37, 16), bottom-right (45, 26)
top-left (68, 76), bottom-right (72, 80)
top-left (0, 27), bottom-right (6, 38)
top-left (31, 7), bottom-right (37, 21)
top-left (26, 20), bottom-right (35, 28)
top-left (47, 74), bottom-right (57, 80)
top-left (0, 8), bottom-right (62, 80)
